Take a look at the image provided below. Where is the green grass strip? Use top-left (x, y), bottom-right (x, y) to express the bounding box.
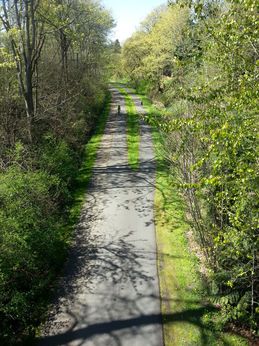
top-left (68, 93), bottom-right (111, 228)
top-left (135, 90), bottom-right (248, 346)
top-left (118, 87), bottom-right (140, 169)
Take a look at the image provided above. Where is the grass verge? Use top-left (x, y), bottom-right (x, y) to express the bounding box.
top-left (117, 86), bottom-right (140, 169)
top-left (137, 92), bottom-right (248, 345)
top-left (68, 92), bottom-right (111, 228)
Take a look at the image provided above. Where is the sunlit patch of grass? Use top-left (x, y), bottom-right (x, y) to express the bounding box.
top-left (118, 87), bottom-right (140, 169)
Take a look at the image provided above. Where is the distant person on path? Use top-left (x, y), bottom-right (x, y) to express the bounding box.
top-left (141, 101), bottom-right (143, 106)
top-left (118, 104), bottom-right (121, 115)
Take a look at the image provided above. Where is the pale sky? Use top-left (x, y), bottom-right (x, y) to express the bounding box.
top-left (102, 0), bottom-right (166, 43)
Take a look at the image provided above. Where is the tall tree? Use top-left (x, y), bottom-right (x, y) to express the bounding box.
top-left (0, 0), bottom-right (46, 142)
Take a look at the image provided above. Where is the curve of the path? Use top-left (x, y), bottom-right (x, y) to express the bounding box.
top-left (39, 87), bottom-right (163, 346)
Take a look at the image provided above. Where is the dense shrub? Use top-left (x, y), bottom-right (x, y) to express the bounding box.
top-left (39, 135), bottom-right (78, 187)
top-left (0, 165), bottom-right (66, 343)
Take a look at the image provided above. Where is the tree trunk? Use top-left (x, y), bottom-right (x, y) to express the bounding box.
top-left (0, 0), bottom-right (41, 143)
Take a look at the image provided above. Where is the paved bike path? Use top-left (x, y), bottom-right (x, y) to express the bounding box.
top-left (39, 87), bottom-right (163, 346)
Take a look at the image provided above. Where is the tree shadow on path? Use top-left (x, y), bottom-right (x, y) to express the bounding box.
top-left (37, 305), bottom-right (227, 346)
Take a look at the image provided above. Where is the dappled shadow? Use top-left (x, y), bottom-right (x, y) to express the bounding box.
top-left (38, 305), bottom-right (224, 346)
top-left (39, 87), bottom-right (164, 345)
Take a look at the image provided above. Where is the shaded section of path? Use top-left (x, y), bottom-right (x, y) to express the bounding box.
top-left (38, 88), bottom-right (163, 346)
top-left (38, 306), bottom-right (220, 346)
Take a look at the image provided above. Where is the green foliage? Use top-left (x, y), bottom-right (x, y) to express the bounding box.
top-left (139, 95), bottom-right (248, 345)
top-left (39, 135), bottom-right (78, 185)
top-left (122, 0), bottom-right (258, 335)
top-left (0, 164), bottom-right (66, 344)
top-left (0, 0), bottom-right (114, 146)
top-left (122, 4), bottom-right (189, 95)
top-left (0, 47), bottom-right (15, 69)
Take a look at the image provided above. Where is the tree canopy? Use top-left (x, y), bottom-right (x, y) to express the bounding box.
top-left (122, 0), bottom-right (258, 333)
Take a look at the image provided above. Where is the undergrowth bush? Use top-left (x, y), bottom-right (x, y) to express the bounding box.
top-left (0, 165), bottom-right (66, 344)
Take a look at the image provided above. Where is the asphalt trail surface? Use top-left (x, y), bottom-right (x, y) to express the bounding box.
top-left (39, 87), bottom-right (163, 346)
